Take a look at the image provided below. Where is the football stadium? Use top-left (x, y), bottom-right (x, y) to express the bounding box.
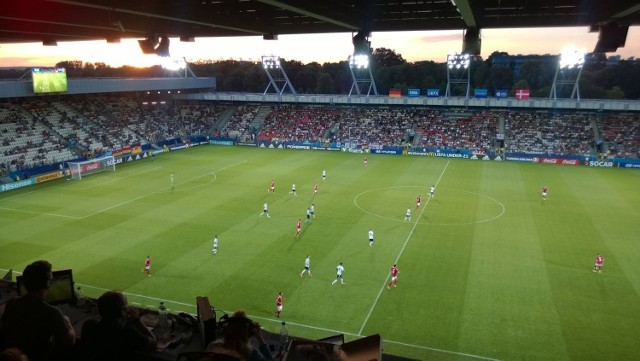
top-left (1, 2), bottom-right (640, 361)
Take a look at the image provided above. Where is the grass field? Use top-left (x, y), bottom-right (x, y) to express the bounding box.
top-left (1, 146), bottom-right (639, 360)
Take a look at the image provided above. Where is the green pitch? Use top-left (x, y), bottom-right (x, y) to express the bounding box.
top-left (1, 146), bottom-right (639, 360)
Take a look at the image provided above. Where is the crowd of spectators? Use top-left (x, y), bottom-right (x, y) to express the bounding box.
top-left (413, 109), bottom-right (497, 153)
top-left (504, 111), bottom-right (595, 156)
top-left (221, 105), bottom-right (261, 141)
top-left (1, 103), bottom-right (74, 171)
top-left (2, 97), bottom-right (640, 178)
top-left (596, 112), bottom-right (640, 159)
top-left (336, 108), bottom-right (412, 148)
top-left (258, 105), bottom-right (340, 143)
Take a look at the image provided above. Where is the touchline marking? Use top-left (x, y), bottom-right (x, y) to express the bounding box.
top-left (359, 160), bottom-right (450, 335)
top-left (0, 268), bottom-right (497, 360)
top-left (0, 206), bottom-right (81, 219)
top-left (384, 339), bottom-right (500, 361)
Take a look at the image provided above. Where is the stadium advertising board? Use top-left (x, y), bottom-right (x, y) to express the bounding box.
top-left (370, 148), bottom-right (403, 155)
top-left (619, 162), bottom-right (640, 168)
top-left (427, 89), bottom-right (440, 97)
top-left (587, 161), bottom-right (614, 167)
top-left (474, 89), bottom-right (488, 98)
top-left (538, 158), bottom-right (581, 165)
top-left (505, 155), bottom-right (538, 162)
top-left (407, 148), bottom-right (472, 158)
top-left (0, 179), bottom-right (36, 193)
top-left (495, 89), bottom-right (508, 98)
top-left (209, 140), bottom-right (234, 146)
top-left (407, 89), bottom-right (420, 97)
top-left (36, 171), bottom-right (65, 184)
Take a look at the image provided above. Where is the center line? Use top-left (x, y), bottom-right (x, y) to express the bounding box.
top-left (358, 160), bottom-right (450, 335)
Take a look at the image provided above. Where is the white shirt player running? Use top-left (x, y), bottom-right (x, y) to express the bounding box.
top-left (331, 263), bottom-right (345, 285)
top-left (212, 236), bottom-right (219, 255)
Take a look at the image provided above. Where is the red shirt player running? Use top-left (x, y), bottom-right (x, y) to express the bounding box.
top-left (142, 256), bottom-right (151, 277)
top-left (416, 195), bottom-right (422, 209)
top-left (387, 265), bottom-right (399, 289)
top-left (363, 157), bottom-right (368, 166)
top-left (313, 184), bottom-right (318, 196)
top-left (593, 254), bottom-right (604, 272)
top-left (274, 292), bottom-right (283, 317)
top-left (295, 219), bottom-right (302, 238)
top-left (269, 180), bottom-right (275, 193)
top-left (542, 186), bottom-right (548, 200)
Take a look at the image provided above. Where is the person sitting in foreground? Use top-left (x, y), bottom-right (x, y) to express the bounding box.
top-left (206, 310), bottom-right (273, 361)
top-left (0, 260), bottom-right (75, 361)
top-left (78, 290), bottom-right (156, 361)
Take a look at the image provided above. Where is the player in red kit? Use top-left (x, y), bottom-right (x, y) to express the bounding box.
top-left (295, 219), bottom-right (302, 238)
top-left (387, 264), bottom-right (399, 289)
top-left (313, 184), bottom-right (318, 196)
top-left (274, 292), bottom-right (283, 317)
top-left (542, 186), bottom-right (548, 200)
top-left (363, 157), bottom-right (368, 166)
top-left (142, 256), bottom-right (151, 277)
top-left (593, 254), bottom-right (604, 272)
top-left (416, 195), bottom-right (422, 209)
top-left (269, 179), bottom-right (275, 193)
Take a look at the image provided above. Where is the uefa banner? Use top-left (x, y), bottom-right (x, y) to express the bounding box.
top-left (427, 89), bottom-right (440, 97)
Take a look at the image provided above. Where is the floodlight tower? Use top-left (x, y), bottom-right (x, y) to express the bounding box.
top-left (550, 48), bottom-right (585, 101)
top-left (348, 31), bottom-right (378, 96)
top-left (262, 55), bottom-right (296, 95)
top-left (162, 57), bottom-right (197, 78)
top-left (445, 53), bottom-right (471, 98)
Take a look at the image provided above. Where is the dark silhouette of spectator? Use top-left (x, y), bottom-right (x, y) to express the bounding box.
top-left (77, 291), bottom-right (156, 361)
top-left (0, 261), bottom-right (75, 361)
top-left (206, 310), bottom-right (273, 361)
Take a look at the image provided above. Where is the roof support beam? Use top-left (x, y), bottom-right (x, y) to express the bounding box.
top-left (451, 0), bottom-right (476, 28)
top-left (257, 0), bottom-right (360, 31)
top-left (46, 0), bottom-right (264, 35)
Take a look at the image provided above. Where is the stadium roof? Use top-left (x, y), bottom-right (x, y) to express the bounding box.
top-left (1, 0), bottom-right (639, 49)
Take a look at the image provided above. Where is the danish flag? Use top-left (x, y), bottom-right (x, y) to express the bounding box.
top-left (515, 89), bottom-right (530, 100)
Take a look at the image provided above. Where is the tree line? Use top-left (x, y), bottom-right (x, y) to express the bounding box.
top-left (1, 48), bottom-right (638, 99)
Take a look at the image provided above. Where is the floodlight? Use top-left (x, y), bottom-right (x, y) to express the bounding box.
top-left (447, 53), bottom-right (470, 69)
top-left (559, 47), bottom-right (586, 69)
top-left (262, 55), bottom-right (280, 69)
top-left (349, 54), bottom-right (369, 69)
top-left (161, 57), bottom-right (186, 71)
top-left (261, 55), bottom-right (296, 95)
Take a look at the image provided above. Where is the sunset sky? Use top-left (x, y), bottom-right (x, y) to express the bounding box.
top-left (0, 26), bottom-right (638, 68)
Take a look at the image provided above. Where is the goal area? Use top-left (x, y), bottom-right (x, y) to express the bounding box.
top-left (67, 156), bottom-right (116, 180)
